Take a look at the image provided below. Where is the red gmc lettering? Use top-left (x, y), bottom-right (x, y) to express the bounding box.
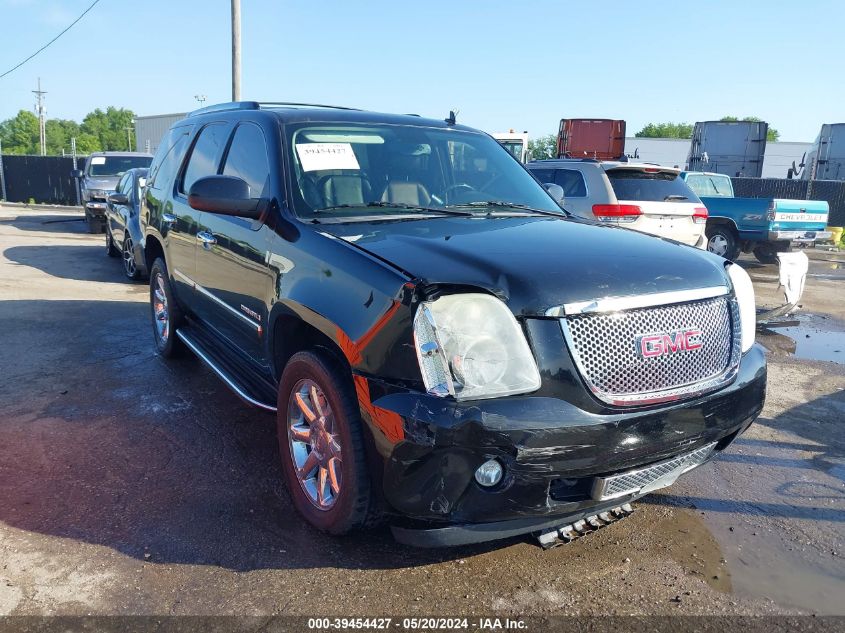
top-left (639, 330), bottom-right (702, 358)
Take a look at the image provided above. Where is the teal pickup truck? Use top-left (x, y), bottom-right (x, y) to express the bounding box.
top-left (681, 171), bottom-right (830, 263)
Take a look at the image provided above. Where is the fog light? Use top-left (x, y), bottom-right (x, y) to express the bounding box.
top-left (474, 459), bottom-right (503, 487)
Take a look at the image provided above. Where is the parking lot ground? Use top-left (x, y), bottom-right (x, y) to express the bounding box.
top-left (0, 205), bottom-right (843, 616)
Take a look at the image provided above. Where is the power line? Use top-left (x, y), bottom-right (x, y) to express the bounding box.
top-left (0, 0), bottom-right (103, 80)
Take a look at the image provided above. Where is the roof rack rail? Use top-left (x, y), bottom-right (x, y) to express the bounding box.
top-left (188, 101), bottom-right (362, 118)
top-left (257, 101), bottom-right (361, 111)
top-left (188, 101), bottom-right (260, 117)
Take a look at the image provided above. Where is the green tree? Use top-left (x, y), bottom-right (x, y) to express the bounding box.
top-left (634, 122), bottom-right (694, 139)
top-left (80, 106), bottom-right (136, 151)
top-left (719, 116), bottom-right (779, 142)
top-left (0, 110), bottom-right (40, 154)
top-left (527, 134), bottom-right (557, 160)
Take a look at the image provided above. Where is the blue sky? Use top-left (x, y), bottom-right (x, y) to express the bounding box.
top-left (0, 0), bottom-right (841, 141)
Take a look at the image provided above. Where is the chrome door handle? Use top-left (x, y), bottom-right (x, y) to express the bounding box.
top-left (162, 213), bottom-right (177, 225)
top-left (197, 231), bottom-right (217, 246)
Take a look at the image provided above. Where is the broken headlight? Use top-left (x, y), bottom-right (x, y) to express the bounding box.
top-left (413, 293), bottom-right (541, 400)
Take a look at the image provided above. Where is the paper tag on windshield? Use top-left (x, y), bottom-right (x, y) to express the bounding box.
top-left (91, 156), bottom-right (106, 165)
top-left (295, 143), bottom-right (360, 172)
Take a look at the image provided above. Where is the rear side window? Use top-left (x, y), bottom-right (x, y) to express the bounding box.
top-left (529, 168), bottom-right (554, 183)
top-left (148, 127), bottom-right (191, 191)
top-left (180, 123), bottom-right (228, 195)
top-left (553, 169), bottom-right (587, 197)
top-left (606, 169), bottom-right (701, 203)
top-left (222, 123), bottom-right (270, 198)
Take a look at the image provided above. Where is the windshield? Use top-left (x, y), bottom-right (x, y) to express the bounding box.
top-left (498, 140), bottom-right (524, 161)
top-left (685, 174), bottom-right (733, 197)
top-left (88, 156), bottom-right (152, 177)
top-left (606, 169), bottom-right (701, 203)
top-left (286, 123), bottom-right (561, 219)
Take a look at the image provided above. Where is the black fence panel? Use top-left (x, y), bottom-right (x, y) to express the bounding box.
top-left (731, 177), bottom-right (845, 227)
top-left (730, 177), bottom-right (808, 200)
top-left (0, 155), bottom-right (86, 206)
top-left (808, 180), bottom-right (845, 227)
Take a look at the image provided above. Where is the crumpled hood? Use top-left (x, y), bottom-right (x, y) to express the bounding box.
top-left (320, 216), bottom-right (729, 316)
top-left (84, 177), bottom-right (119, 190)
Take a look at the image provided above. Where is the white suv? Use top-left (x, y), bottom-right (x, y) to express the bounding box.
top-left (528, 159), bottom-right (708, 248)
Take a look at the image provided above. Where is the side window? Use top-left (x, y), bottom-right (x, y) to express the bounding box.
top-left (554, 169), bottom-right (587, 197)
top-left (116, 173), bottom-right (130, 195)
top-left (222, 123), bottom-right (270, 198)
top-left (530, 168), bottom-right (554, 183)
top-left (148, 127), bottom-right (191, 191)
top-left (180, 123), bottom-right (228, 195)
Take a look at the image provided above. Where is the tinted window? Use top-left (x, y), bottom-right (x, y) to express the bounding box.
top-left (116, 173), bottom-right (131, 195)
top-left (553, 169), bottom-right (587, 197)
top-left (148, 127), bottom-right (191, 191)
top-left (181, 123), bottom-right (228, 194)
top-left (223, 123), bottom-right (270, 198)
top-left (606, 169), bottom-right (701, 203)
top-left (529, 168), bottom-right (555, 183)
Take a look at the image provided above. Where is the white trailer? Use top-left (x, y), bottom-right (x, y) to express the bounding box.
top-left (492, 130), bottom-right (530, 163)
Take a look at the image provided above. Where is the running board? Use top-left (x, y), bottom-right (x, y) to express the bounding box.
top-left (535, 503), bottom-right (634, 549)
top-left (175, 328), bottom-right (277, 413)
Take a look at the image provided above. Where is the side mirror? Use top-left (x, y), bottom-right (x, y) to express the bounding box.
top-left (71, 169), bottom-right (84, 179)
top-left (187, 175), bottom-right (262, 219)
top-left (543, 183), bottom-right (565, 206)
top-left (108, 192), bottom-right (129, 205)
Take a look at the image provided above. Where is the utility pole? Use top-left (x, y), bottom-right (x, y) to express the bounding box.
top-left (125, 120), bottom-right (134, 151)
top-left (33, 77), bottom-right (47, 156)
top-left (231, 0), bottom-right (241, 101)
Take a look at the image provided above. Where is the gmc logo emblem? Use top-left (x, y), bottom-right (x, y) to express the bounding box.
top-left (636, 329), bottom-right (703, 358)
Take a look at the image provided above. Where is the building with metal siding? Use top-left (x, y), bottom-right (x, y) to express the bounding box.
top-left (134, 113), bottom-right (187, 154)
top-left (621, 137), bottom-right (812, 179)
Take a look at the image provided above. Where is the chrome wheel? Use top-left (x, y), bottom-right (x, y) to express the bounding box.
top-left (105, 229), bottom-right (112, 254)
top-left (152, 273), bottom-right (169, 343)
top-left (708, 234), bottom-right (728, 257)
top-left (287, 379), bottom-right (342, 510)
top-left (123, 237), bottom-right (137, 277)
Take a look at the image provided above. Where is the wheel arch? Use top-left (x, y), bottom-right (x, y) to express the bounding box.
top-left (144, 233), bottom-right (165, 273)
top-left (706, 216), bottom-right (740, 234)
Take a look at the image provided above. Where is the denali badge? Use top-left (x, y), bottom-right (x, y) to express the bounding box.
top-left (635, 328), bottom-right (702, 358)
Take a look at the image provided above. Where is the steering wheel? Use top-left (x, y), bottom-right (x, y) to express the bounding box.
top-left (444, 183), bottom-right (476, 203)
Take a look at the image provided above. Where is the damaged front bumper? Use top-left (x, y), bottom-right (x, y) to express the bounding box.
top-left (362, 344), bottom-right (766, 547)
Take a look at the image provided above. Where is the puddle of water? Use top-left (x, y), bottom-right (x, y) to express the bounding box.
top-left (758, 313), bottom-right (845, 364)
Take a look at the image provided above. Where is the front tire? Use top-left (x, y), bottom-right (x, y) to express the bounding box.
top-left (149, 257), bottom-right (185, 357)
top-left (277, 350), bottom-right (376, 535)
top-left (705, 224), bottom-right (740, 260)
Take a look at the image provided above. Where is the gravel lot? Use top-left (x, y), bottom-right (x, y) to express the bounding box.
top-left (0, 205), bottom-right (843, 618)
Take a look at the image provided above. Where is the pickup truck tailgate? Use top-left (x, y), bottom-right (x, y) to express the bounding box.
top-left (770, 199), bottom-right (829, 230)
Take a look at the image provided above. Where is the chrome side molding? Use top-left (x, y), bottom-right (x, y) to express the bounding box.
top-left (546, 285), bottom-right (730, 317)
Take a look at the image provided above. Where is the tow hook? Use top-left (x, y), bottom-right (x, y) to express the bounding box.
top-left (534, 503), bottom-right (634, 549)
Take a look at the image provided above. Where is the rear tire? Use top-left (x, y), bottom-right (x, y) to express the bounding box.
top-left (705, 224), bottom-right (740, 260)
top-left (277, 350), bottom-right (377, 535)
top-left (753, 242), bottom-right (789, 265)
top-left (149, 257), bottom-right (185, 357)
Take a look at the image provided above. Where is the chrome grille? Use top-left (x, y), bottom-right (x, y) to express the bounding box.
top-left (591, 442), bottom-right (717, 501)
top-left (561, 295), bottom-right (740, 405)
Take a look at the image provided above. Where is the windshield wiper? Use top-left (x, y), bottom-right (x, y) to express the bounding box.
top-left (664, 195), bottom-right (689, 201)
top-left (445, 201), bottom-right (567, 217)
top-left (318, 202), bottom-right (473, 217)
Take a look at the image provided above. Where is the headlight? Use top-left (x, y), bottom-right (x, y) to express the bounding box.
top-left (413, 293), bottom-right (541, 400)
top-left (727, 264), bottom-right (755, 352)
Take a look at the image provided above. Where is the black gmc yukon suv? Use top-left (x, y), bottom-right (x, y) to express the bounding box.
top-left (140, 102), bottom-right (766, 547)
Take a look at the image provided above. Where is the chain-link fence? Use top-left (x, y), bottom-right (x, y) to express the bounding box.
top-left (0, 155), bottom-right (85, 206)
